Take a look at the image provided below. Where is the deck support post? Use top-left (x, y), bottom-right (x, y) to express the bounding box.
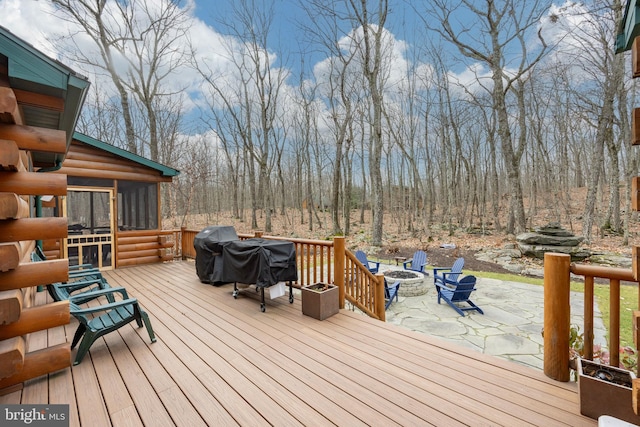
top-left (543, 252), bottom-right (571, 382)
top-left (334, 236), bottom-right (345, 309)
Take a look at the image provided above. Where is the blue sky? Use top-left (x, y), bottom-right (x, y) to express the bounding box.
top-left (190, 0), bottom-right (424, 79)
top-left (0, 0), bottom-right (593, 142)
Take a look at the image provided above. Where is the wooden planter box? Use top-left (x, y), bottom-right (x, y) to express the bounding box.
top-left (578, 358), bottom-right (640, 424)
top-left (301, 283), bottom-right (339, 320)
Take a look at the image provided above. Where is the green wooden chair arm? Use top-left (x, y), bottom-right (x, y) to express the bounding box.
top-left (71, 297), bottom-right (138, 315)
top-left (68, 270), bottom-right (102, 279)
top-left (69, 263), bottom-right (95, 271)
top-left (69, 270), bottom-right (101, 277)
top-left (55, 278), bottom-right (104, 290)
top-left (69, 286), bottom-right (129, 304)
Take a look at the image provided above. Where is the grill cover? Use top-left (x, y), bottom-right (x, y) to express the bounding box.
top-left (221, 238), bottom-right (297, 287)
top-left (194, 225), bottom-right (239, 283)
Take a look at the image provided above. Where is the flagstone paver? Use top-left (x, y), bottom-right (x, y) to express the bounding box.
top-left (383, 270), bottom-right (607, 371)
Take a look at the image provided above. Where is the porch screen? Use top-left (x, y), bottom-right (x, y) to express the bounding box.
top-left (118, 181), bottom-right (158, 230)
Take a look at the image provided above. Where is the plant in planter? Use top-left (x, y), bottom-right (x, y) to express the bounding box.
top-left (577, 358), bottom-right (640, 424)
top-left (567, 324), bottom-right (585, 374)
top-left (596, 345), bottom-right (638, 373)
top-left (559, 325), bottom-right (640, 422)
top-left (563, 325), bottom-right (638, 376)
top-left (301, 283), bottom-right (339, 320)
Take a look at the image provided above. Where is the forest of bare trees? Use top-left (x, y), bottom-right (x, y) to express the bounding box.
top-left (45, 0), bottom-right (639, 246)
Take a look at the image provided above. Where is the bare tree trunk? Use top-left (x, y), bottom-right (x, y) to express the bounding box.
top-left (581, 2), bottom-right (621, 243)
top-left (353, 0), bottom-right (389, 246)
top-left (426, 0), bottom-right (548, 235)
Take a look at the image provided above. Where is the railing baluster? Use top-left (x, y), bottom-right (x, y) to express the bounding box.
top-left (611, 279), bottom-right (621, 367)
top-left (584, 275), bottom-right (595, 360)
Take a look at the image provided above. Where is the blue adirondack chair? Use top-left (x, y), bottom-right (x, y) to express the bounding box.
top-left (433, 257), bottom-right (465, 289)
top-left (69, 287), bottom-right (156, 365)
top-left (385, 280), bottom-right (400, 310)
top-left (403, 250), bottom-right (427, 273)
top-left (435, 275), bottom-right (483, 316)
top-left (355, 250), bottom-right (380, 274)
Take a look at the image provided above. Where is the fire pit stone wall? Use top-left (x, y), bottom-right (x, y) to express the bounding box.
top-left (383, 269), bottom-right (428, 297)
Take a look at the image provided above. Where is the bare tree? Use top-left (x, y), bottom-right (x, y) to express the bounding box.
top-left (423, 0), bottom-right (550, 234)
top-left (52, 0), bottom-right (191, 160)
top-left (302, 0), bottom-right (390, 244)
top-left (195, 0), bottom-right (287, 232)
top-left (117, 0), bottom-right (191, 161)
top-left (551, 0), bottom-right (625, 242)
top-left (351, 0), bottom-right (389, 246)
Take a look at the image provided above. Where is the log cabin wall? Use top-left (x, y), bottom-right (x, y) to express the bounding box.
top-left (0, 81), bottom-right (72, 390)
top-left (0, 26), bottom-right (89, 392)
top-left (62, 140), bottom-right (173, 183)
top-left (49, 136), bottom-right (177, 269)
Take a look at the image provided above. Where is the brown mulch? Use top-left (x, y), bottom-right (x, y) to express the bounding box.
top-left (373, 246), bottom-right (515, 275)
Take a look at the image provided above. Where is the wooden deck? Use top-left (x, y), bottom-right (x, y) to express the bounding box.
top-left (1, 261), bottom-right (596, 426)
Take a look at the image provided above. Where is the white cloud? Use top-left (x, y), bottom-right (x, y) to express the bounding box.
top-left (0, 0), bottom-right (69, 58)
top-left (538, 1), bottom-right (614, 85)
top-left (446, 63), bottom-right (493, 97)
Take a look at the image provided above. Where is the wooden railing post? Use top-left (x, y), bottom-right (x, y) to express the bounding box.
top-left (544, 252), bottom-right (571, 382)
top-left (180, 227), bottom-right (187, 260)
top-left (375, 273), bottom-right (386, 322)
top-left (334, 236), bottom-right (345, 309)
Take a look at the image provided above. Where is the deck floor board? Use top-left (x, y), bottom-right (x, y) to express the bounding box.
top-left (2, 260), bottom-right (597, 426)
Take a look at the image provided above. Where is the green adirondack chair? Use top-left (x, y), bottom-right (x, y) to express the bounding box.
top-left (47, 276), bottom-right (113, 305)
top-left (69, 287), bottom-right (156, 365)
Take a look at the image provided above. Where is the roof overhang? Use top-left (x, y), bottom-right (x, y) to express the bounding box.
top-left (73, 132), bottom-right (180, 177)
top-left (616, 0), bottom-right (640, 53)
top-left (0, 26), bottom-right (90, 166)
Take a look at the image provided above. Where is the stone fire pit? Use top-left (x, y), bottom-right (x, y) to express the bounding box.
top-left (383, 269), bottom-right (428, 297)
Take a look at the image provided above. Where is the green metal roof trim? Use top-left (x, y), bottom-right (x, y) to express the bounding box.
top-left (617, 0), bottom-right (640, 53)
top-left (0, 26), bottom-right (90, 165)
top-left (73, 132), bottom-right (180, 177)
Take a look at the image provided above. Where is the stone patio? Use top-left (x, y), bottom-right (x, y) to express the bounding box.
top-left (381, 272), bottom-right (607, 371)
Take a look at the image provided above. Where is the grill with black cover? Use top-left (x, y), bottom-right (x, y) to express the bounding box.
top-left (222, 238), bottom-right (298, 312)
top-left (193, 225), bottom-right (239, 284)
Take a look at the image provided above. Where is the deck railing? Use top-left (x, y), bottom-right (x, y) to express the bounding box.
top-left (179, 227), bottom-right (198, 259)
top-left (543, 252), bottom-right (639, 382)
top-left (344, 250), bottom-right (387, 320)
top-left (177, 229), bottom-right (386, 321)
